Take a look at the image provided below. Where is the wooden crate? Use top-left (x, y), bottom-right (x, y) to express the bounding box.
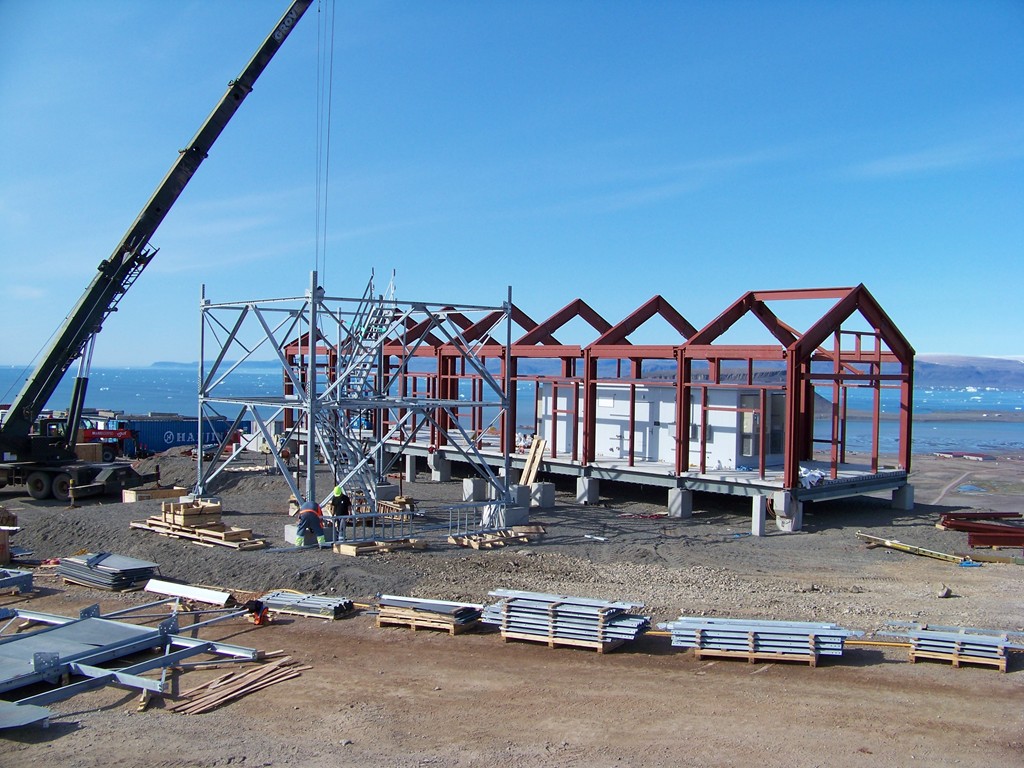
top-left (74, 443), bottom-right (104, 462)
top-left (123, 487), bottom-right (188, 503)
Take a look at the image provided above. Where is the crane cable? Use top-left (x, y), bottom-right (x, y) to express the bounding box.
top-left (314, 0), bottom-right (338, 287)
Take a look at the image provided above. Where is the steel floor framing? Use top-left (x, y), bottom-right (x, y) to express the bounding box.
top-left (389, 442), bottom-right (909, 503)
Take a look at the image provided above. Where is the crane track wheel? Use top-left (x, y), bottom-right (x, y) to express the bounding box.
top-left (26, 471), bottom-right (52, 500)
top-left (52, 473), bottom-right (73, 502)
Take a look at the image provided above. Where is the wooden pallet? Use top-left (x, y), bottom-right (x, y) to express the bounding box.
top-left (692, 647), bottom-right (819, 667)
top-left (500, 629), bottom-right (624, 654)
top-left (520, 438), bottom-right (547, 486)
top-left (130, 518), bottom-right (267, 550)
top-left (448, 529), bottom-right (531, 549)
top-left (690, 629), bottom-right (820, 667)
top-left (376, 606), bottom-right (478, 635)
top-left (332, 539), bottom-right (428, 557)
top-left (909, 648), bottom-right (1008, 672)
top-left (377, 499), bottom-right (414, 521)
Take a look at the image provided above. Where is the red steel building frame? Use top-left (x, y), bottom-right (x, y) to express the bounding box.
top-left (378, 284), bottom-right (913, 496)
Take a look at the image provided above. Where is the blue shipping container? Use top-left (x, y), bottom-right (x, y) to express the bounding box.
top-left (129, 418), bottom-right (250, 452)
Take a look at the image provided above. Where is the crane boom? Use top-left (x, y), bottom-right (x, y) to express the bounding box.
top-left (0, 0), bottom-right (312, 461)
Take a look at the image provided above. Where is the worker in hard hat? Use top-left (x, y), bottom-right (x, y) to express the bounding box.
top-left (331, 484), bottom-right (352, 516)
top-left (294, 500), bottom-right (326, 547)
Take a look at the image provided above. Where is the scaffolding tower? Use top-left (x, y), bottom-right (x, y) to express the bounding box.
top-left (194, 272), bottom-right (514, 512)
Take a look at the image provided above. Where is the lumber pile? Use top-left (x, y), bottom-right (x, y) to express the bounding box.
top-left (376, 594), bottom-right (483, 635)
top-left (168, 656), bottom-right (310, 715)
top-left (938, 511), bottom-right (1024, 549)
top-left (131, 502), bottom-right (267, 551)
top-left (332, 538), bottom-right (427, 556)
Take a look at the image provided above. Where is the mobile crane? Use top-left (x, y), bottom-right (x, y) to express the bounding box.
top-left (0, 1), bottom-right (312, 501)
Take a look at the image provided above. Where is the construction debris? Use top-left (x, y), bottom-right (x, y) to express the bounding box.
top-left (660, 616), bottom-right (862, 667)
top-left (482, 589), bottom-right (650, 653)
top-left (855, 531), bottom-right (968, 564)
top-left (56, 552), bottom-right (159, 591)
top-left (376, 594), bottom-right (482, 635)
top-left (878, 622), bottom-right (1024, 672)
top-left (937, 512), bottom-right (1024, 550)
top-left (260, 590), bottom-right (354, 620)
top-left (167, 655), bottom-right (310, 715)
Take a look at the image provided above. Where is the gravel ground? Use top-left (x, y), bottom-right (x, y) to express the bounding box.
top-left (4, 449), bottom-right (1022, 633)
top-left (2, 450), bottom-right (1023, 768)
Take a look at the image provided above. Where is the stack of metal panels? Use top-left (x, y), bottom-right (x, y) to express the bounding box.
top-left (260, 591), bottom-right (354, 620)
top-left (482, 589), bottom-right (649, 650)
top-left (878, 622), bottom-right (1024, 672)
top-left (659, 616), bottom-right (862, 662)
top-left (0, 568), bottom-right (33, 594)
top-left (56, 553), bottom-right (159, 591)
top-left (379, 595), bottom-right (483, 625)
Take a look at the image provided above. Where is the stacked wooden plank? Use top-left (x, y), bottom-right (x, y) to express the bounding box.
top-left (878, 623), bottom-right (1024, 672)
top-left (131, 499), bottom-right (266, 550)
top-left (938, 511), bottom-right (1024, 549)
top-left (57, 552), bottom-right (159, 591)
top-left (659, 616), bottom-right (862, 667)
top-left (168, 656), bottom-right (309, 714)
top-left (122, 486), bottom-right (188, 503)
top-left (261, 590), bottom-right (354, 620)
top-left (161, 499), bottom-right (223, 527)
top-left (482, 589), bottom-right (649, 653)
top-left (332, 538), bottom-right (427, 556)
top-left (376, 594), bottom-right (483, 635)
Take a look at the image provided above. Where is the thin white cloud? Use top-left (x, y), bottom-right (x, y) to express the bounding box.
top-left (8, 285), bottom-right (47, 300)
top-left (850, 134), bottom-right (1024, 178)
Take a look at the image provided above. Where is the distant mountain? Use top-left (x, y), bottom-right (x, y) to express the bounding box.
top-left (916, 355), bottom-right (1024, 388)
top-left (148, 355), bottom-right (1024, 389)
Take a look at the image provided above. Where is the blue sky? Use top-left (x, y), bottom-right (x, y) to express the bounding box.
top-left (1, 0), bottom-right (1022, 367)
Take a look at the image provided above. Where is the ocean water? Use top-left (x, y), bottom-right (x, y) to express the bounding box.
top-left (2, 365), bottom-right (1021, 455)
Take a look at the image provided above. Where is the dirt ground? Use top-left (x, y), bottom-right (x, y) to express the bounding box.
top-left (2, 451), bottom-right (1023, 767)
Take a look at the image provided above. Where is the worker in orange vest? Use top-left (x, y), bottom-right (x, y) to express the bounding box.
top-left (294, 500), bottom-right (326, 547)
